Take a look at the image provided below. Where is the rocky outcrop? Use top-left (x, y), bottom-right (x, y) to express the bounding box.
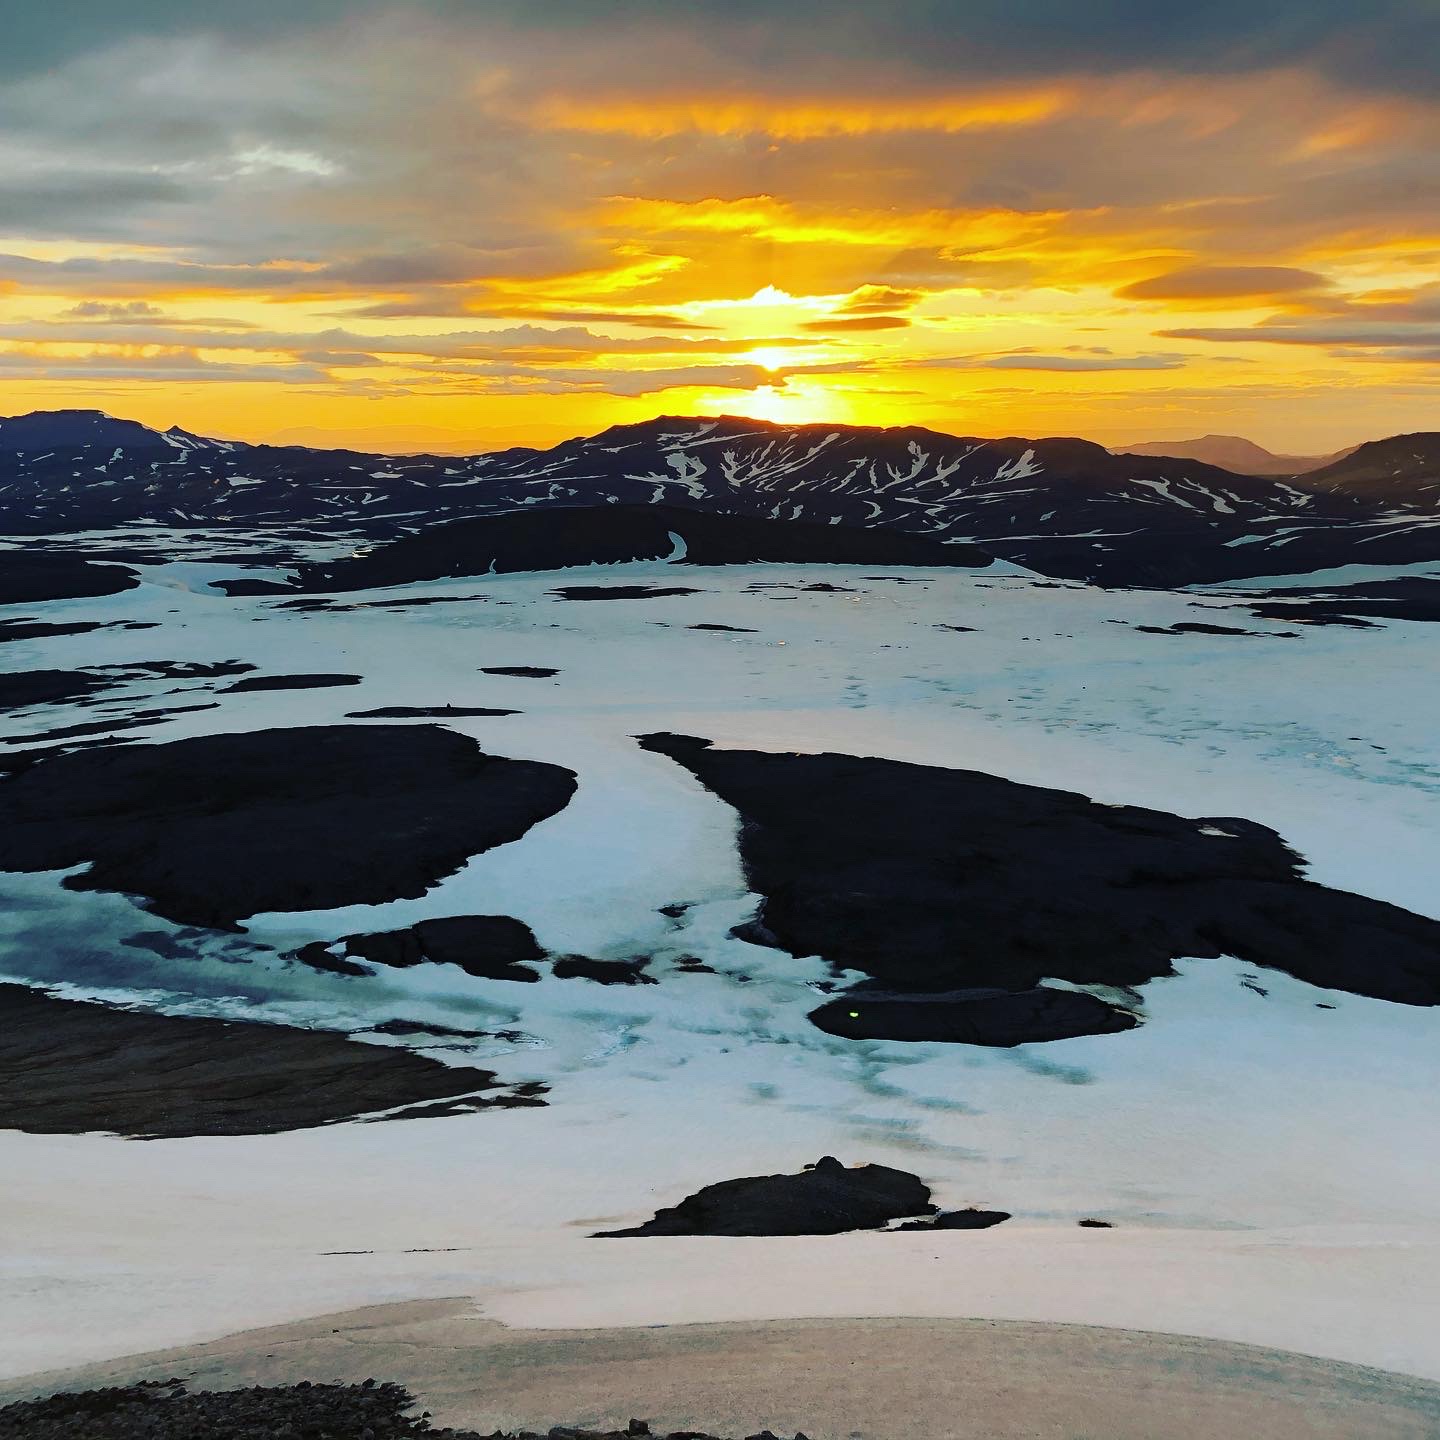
top-left (639, 734), bottom-right (1440, 1042)
top-left (0, 725), bottom-right (576, 927)
top-left (595, 1156), bottom-right (936, 1237)
top-left (0, 984), bottom-right (544, 1139)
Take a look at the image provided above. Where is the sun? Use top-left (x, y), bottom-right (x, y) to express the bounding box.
top-left (743, 346), bottom-right (791, 371)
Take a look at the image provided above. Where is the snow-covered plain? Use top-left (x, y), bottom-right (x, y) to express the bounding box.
top-left (2, 556), bottom-right (1439, 1380)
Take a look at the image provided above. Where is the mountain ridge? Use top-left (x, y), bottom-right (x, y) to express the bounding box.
top-left (1, 409), bottom-right (1436, 588)
top-left (1110, 434), bottom-right (1358, 475)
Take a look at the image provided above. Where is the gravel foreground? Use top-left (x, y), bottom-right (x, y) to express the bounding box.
top-left (0, 1380), bottom-right (790, 1440)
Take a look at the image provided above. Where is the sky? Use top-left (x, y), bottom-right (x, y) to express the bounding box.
top-left (1, 0), bottom-right (1438, 454)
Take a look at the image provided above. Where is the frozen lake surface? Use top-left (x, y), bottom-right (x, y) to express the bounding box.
top-left (2, 556), bottom-right (1438, 1379)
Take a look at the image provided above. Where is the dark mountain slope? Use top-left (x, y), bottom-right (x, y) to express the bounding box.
top-left (3, 410), bottom-right (1438, 586)
top-left (227, 504), bottom-right (993, 594)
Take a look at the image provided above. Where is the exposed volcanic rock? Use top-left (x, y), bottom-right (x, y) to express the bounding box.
top-left (221, 672), bottom-right (362, 692)
top-left (688, 623), bottom-right (757, 632)
top-left (0, 553), bottom-right (138, 604)
top-left (595, 1155), bottom-right (936, 1237)
top-left (809, 986), bottom-right (1138, 1046)
top-left (0, 618), bottom-right (156, 643)
top-left (1246, 606), bottom-right (1375, 628)
top-left (1133, 622), bottom-right (1290, 637)
top-left (0, 737), bottom-right (126, 777)
top-left (0, 669), bottom-right (114, 712)
top-left (638, 735), bottom-right (1440, 1036)
top-left (3, 700), bottom-right (220, 746)
top-left (0, 725), bottom-right (577, 928)
top-left (551, 955), bottom-right (656, 985)
top-left (0, 1380), bottom-right (759, 1440)
top-left (94, 659), bottom-right (256, 679)
top-left (294, 922), bottom-right (655, 987)
top-left (481, 666), bottom-right (559, 677)
top-left (895, 1208), bottom-right (1012, 1231)
top-left (1241, 577), bottom-right (1440, 627)
top-left (219, 505), bottom-right (990, 595)
top-left (346, 705), bottom-right (520, 718)
top-left (552, 584), bottom-right (701, 601)
top-left (297, 915), bottom-right (548, 982)
top-left (0, 984), bottom-right (544, 1138)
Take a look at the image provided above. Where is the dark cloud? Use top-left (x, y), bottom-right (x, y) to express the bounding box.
top-left (903, 352), bottom-right (1189, 372)
top-left (801, 315), bottom-right (911, 331)
top-left (3, 2), bottom-right (1435, 96)
top-left (1119, 266), bottom-right (1331, 301)
top-left (839, 286), bottom-right (924, 313)
top-left (1161, 323), bottom-right (1440, 350)
top-left (64, 301), bottom-right (166, 319)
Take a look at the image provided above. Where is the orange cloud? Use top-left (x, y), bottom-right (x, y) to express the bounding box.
top-left (1117, 266), bottom-right (1331, 301)
top-left (515, 87), bottom-right (1072, 138)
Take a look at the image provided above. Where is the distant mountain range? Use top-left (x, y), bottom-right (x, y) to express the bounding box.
top-left (1109, 434), bottom-right (1357, 476)
top-left (1, 408), bottom-right (1436, 587)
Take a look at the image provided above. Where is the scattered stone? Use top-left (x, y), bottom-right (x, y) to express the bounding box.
top-left (1078, 1218), bottom-right (1114, 1228)
top-left (481, 666), bottom-right (559, 677)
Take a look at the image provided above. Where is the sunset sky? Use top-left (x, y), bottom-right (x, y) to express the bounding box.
top-left (2, 1), bottom-right (1438, 453)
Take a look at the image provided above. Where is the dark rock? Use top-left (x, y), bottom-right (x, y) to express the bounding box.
top-left (0, 669), bottom-right (114, 712)
top-left (299, 915), bottom-right (548, 982)
top-left (293, 942), bottom-right (375, 978)
top-left (238, 503), bottom-right (991, 595)
top-left (894, 1208), bottom-right (1011, 1231)
top-left (1078, 1218), bottom-right (1114, 1228)
top-left (3, 700), bottom-right (220, 746)
top-left (0, 725), bottom-right (577, 928)
top-left (0, 618), bottom-right (156, 643)
top-left (346, 706), bottom-right (520, 718)
top-left (551, 956), bottom-right (656, 985)
top-left (0, 984), bottom-right (544, 1139)
top-left (594, 1155), bottom-right (936, 1237)
top-left (368, 1018), bottom-right (491, 1039)
top-left (0, 553), bottom-right (138, 604)
top-left (809, 986), bottom-right (1137, 1047)
top-left (1239, 578), bottom-right (1440, 627)
top-left (1133, 622), bottom-right (1287, 637)
top-left (636, 734), bottom-right (1440, 1029)
top-left (93, 659), bottom-right (256, 679)
top-left (553, 584), bottom-right (701, 601)
top-left (480, 666), bottom-right (559, 677)
top-left (688, 623), bottom-right (757, 632)
top-left (221, 673), bottom-right (362, 692)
